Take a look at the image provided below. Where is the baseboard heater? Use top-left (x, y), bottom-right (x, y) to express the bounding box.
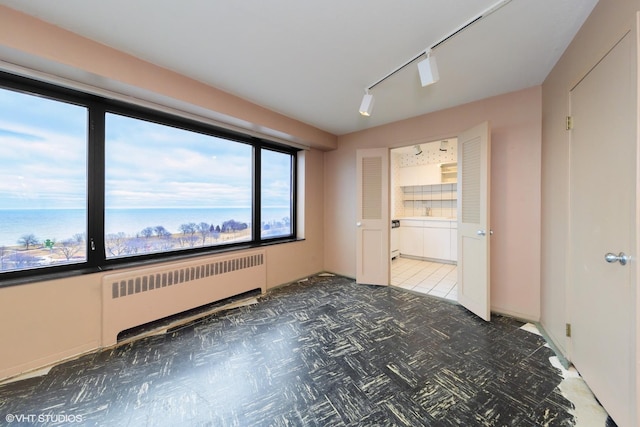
top-left (101, 249), bottom-right (266, 347)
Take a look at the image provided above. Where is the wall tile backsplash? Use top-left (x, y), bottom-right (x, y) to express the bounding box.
top-left (400, 184), bottom-right (457, 218)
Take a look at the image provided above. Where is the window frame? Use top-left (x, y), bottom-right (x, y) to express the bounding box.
top-left (258, 146), bottom-right (296, 240)
top-left (0, 71), bottom-right (298, 285)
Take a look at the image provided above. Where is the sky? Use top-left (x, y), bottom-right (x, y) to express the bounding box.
top-left (0, 87), bottom-right (291, 210)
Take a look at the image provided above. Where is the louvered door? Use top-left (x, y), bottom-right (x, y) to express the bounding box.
top-left (356, 148), bottom-right (389, 286)
top-left (457, 122), bottom-right (491, 320)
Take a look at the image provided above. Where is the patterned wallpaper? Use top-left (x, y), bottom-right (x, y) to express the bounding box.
top-left (397, 140), bottom-right (457, 167)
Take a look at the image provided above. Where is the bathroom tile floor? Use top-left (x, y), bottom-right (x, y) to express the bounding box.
top-left (392, 257), bottom-right (458, 301)
top-left (0, 274), bottom-right (615, 426)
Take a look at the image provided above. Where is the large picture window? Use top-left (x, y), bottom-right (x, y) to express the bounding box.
top-left (105, 113), bottom-right (253, 258)
top-left (0, 73), bottom-right (297, 280)
top-left (0, 86), bottom-right (88, 273)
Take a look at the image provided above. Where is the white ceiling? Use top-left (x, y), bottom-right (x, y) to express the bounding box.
top-left (0, 0), bottom-right (598, 136)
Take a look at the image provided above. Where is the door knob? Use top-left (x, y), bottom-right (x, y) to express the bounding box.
top-left (604, 252), bottom-right (629, 266)
top-left (356, 222), bottom-right (362, 227)
top-left (476, 230), bottom-right (486, 236)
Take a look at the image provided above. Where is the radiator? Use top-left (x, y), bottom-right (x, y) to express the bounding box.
top-left (101, 249), bottom-right (266, 346)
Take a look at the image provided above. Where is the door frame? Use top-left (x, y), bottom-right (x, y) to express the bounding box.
top-left (387, 123), bottom-right (490, 322)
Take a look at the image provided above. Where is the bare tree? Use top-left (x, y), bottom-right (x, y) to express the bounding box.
top-left (222, 219), bottom-right (247, 232)
top-left (0, 245), bottom-right (7, 271)
top-left (105, 232), bottom-right (129, 257)
top-left (153, 238), bottom-right (174, 252)
top-left (18, 233), bottom-right (39, 250)
top-left (209, 224), bottom-right (220, 243)
top-left (196, 222), bottom-right (210, 244)
top-left (141, 227), bottom-right (154, 238)
top-left (177, 235), bottom-right (198, 248)
top-left (123, 237), bottom-right (146, 255)
top-left (153, 226), bottom-right (171, 238)
top-left (179, 223), bottom-right (197, 237)
top-left (9, 252), bottom-right (39, 268)
top-left (58, 239), bottom-right (81, 261)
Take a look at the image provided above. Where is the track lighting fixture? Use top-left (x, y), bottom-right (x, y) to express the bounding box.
top-left (440, 140), bottom-right (448, 152)
top-left (414, 145), bottom-right (423, 155)
top-left (417, 51), bottom-right (439, 87)
top-left (357, 0), bottom-right (512, 116)
top-left (359, 90), bottom-right (374, 116)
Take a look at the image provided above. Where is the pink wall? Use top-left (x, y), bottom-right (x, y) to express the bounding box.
top-left (0, 275), bottom-right (101, 380)
top-left (325, 87), bottom-right (542, 321)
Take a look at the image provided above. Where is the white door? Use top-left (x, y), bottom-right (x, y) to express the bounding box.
top-left (569, 30), bottom-right (637, 427)
top-left (457, 122), bottom-right (491, 321)
top-left (356, 148), bottom-right (390, 286)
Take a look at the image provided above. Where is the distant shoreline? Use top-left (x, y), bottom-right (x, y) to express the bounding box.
top-left (0, 207), bottom-right (290, 247)
top-left (0, 227), bottom-right (258, 272)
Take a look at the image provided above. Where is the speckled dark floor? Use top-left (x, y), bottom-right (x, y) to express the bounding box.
top-left (0, 274), bottom-right (579, 426)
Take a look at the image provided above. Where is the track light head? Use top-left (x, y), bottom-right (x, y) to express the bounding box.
top-left (417, 52), bottom-right (439, 87)
top-left (414, 144), bottom-right (423, 155)
top-left (359, 91), bottom-right (374, 116)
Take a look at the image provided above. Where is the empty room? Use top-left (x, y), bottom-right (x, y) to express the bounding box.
top-left (0, 1), bottom-right (637, 426)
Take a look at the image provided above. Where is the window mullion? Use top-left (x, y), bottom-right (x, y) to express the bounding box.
top-left (291, 152), bottom-right (297, 239)
top-left (253, 144), bottom-right (262, 243)
top-left (87, 105), bottom-right (106, 267)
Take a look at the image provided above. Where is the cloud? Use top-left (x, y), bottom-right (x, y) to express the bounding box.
top-left (261, 149), bottom-right (292, 207)
top-left (0, 90), bottom-right (291, 211)
top-left (0, 128), bottom-right (44, 141)
top-left (103, 113), bottom-right (257, 208)
top-left (106, 180), bottom-right (251, 208)
top-left (0, 115), bottom-right (87, 209)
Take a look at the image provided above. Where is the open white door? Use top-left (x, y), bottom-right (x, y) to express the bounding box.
top-left (457, 122), bottom-right (491, 321)
top-left (356, 148), bottom-right (389, 286)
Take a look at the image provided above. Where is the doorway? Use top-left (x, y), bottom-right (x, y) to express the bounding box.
top-left (389, 140), bottom-right (458, 301)
top-left (358, 123), bottom-right (491, 321)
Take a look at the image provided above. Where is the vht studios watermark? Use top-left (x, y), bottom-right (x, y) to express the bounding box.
top-left (5, 413), bottom-right (84, 423)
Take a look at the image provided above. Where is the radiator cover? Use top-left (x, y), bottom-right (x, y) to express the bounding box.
top-left (101, 250), bottom-right (266, 346)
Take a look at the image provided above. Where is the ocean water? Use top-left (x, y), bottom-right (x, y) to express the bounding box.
top-left (0, 207), bottom-right (290, 247)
